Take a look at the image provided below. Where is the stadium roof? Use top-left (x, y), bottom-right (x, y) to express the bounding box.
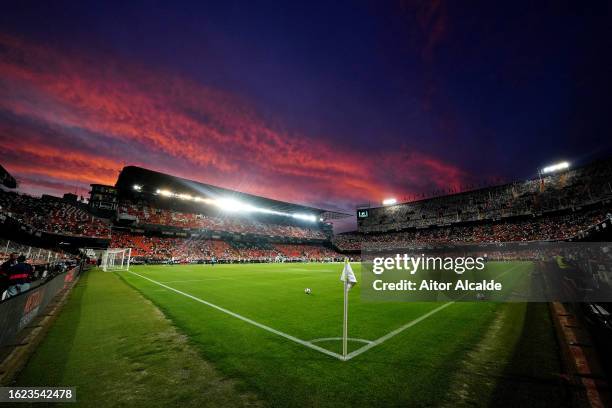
top-left (0, 164), bottom-right (17, 189)
top-left (115, 166), bottom-right (351, 220)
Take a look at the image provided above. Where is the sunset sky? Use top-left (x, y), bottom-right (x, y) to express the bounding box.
top-left (1, 1), bottom-right (611, 217)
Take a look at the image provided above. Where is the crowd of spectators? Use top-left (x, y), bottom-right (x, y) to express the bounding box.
top-left (0, 188), bottom-right (325, 241)
top-left (110, 231), bottom-right (341, 263)
top-left (359, 159), bottom-right (612, 233)
top-left (0, 253), bottom-right (34, 300)
top-left (335, 209), bottom-right (611, 250)
top-left (0, 241), bottom-right (74, 301)
top-left (3, 159), bottom-right (610, 261)
top-left (0, 190), bottom-right (110, 237)
top-left (229, 241), bottom-right (278, 260)
top-left (0, 239), bottom-right (71, 264)
top-left (118, 202), bottom-right (327, 240)
top-left (274, 243), bottom-right (341, 260)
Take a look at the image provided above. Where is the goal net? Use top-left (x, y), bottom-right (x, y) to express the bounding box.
top-left (101, 248), bottom-right (132, 272)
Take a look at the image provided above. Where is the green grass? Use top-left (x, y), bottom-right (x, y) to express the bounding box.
top-left (14, 262), bottom-right (569, 407)
top-left (12, 268), bottom-right (260, 407)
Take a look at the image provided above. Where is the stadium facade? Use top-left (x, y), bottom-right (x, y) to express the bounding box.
top-left (1, 159), bottom-right (612, 406)
top-left (334, 158), bottom-right (612, 252)
top-left (1, 160), bottom-right (611, 262)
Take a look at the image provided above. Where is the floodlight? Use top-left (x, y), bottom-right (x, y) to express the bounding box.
top-left (152, 188), bottom-right (317, 222)
top-left (257, 208), bottom-right (285, 216)
top-left (217, 198), bottom-right (240, 211)
top-left (133, 184), bottom-right (142, 191)
top-left (194, 197), bottom-right (213, 204)
top-left (541, 162), bottom-right (570, 174)
top-left (216, 198), bottom-right (256, 212)
top-left (382, 198), bottom-right (397, 205)
top-left (292, 213), bottom-right (317, 222)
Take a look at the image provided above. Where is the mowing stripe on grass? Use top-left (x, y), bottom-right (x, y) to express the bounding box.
top-left (128, 264), bottom-right (522, 362)
top-left (127, 271), bottom-right (345, 360)
top-left (128, 271), bottom-right (459, 362)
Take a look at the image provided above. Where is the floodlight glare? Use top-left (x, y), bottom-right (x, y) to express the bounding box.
top-left (194, 197), bottom-right (214, 204)
top-left (541, 161), bottom-right (570, 174)
top-left (217, 198), bottom-right (256, 213)
top-left (257, 208), bottom-right (285, 216)
top-left (382, 198), bottom-right (397, 205)
top-left (292, 213), bottom-right (317, 222)
top-left (133, 184), bottom-right (142, 191)
top-left (152, 187), bottom-right (318, 221)
top-left (217, 198), bottom-right (240, 211)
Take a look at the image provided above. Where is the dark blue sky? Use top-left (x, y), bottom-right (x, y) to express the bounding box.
top-left (1, 0), bottom-right (611, 214)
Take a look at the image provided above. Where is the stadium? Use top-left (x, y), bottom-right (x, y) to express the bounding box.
top-left (1, 158), bottom-right (611, 407)
top-left (1, 2), bottom-right (612, 407)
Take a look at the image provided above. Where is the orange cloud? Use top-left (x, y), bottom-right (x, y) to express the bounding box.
top-left (0, 33), bottom-right (469, 210)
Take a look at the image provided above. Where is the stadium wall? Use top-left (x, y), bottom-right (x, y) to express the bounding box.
top-left (0, 265), bottom-right (82, 350)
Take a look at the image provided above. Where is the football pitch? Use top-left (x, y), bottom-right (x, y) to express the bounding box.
top-left (16, 262), bottom-right (570, 407)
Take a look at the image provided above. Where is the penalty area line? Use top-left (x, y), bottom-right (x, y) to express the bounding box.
top-left (127, 271), bottom-right (344, 361)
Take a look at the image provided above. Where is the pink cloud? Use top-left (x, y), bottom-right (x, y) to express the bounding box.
top-left (0, 33), bottom-right (470, 210)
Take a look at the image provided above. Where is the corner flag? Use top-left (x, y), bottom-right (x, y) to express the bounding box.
top-left (340, 258), bottom-right (357, 289)
top-left (340, 258), bottom-right (356, 359)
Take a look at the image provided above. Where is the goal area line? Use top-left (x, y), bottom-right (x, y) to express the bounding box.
top-left (126, 271), bottom-right (453, 361)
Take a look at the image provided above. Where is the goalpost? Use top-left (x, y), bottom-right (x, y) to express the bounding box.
top-left (101, 248), bottom-right (132, 272)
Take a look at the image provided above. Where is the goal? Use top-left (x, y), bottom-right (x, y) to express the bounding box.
top-left (101, 248), bottom-right (132, 272)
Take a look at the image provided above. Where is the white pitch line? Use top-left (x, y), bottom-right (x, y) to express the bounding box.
top-left (310, 337), bottom-right (373, 345)
top-left (160, 279), bottom-right (215, 283)
top-left (127, 271), bottom-right (344, 360)
top-left (344, 301), bottom-right (455, 360)
top-left (160, 278), bottom-right (239, 283)
top-left (128, 263), bottom-right (522, 362)
top-left (343, 263), bottom-right (523, 361)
